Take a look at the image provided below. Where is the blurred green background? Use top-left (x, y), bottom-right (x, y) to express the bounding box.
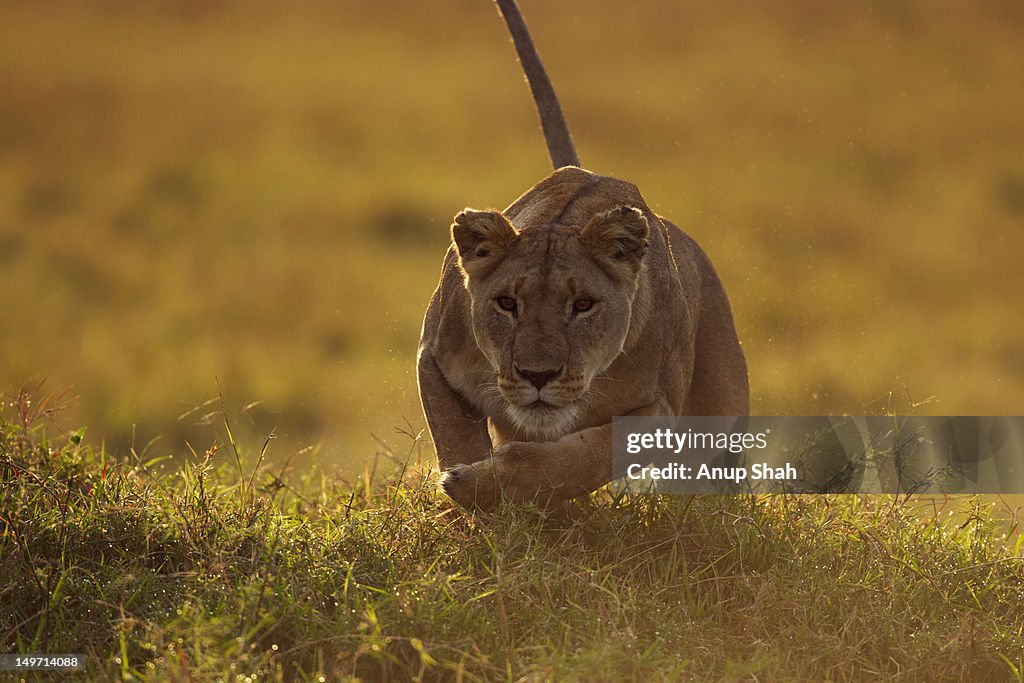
top-left (2, 0), bottom-right (1023, 471)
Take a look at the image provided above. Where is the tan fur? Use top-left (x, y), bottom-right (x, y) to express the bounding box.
top-left (417, 166), bottom-right (749, 509)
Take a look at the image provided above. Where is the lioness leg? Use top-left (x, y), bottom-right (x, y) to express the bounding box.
top-left (683, 275), bottom-right (749, 417)
top-left (417, 351), bottom-right (492, 470)
top-left (441, 401), bottom-right (670, 509)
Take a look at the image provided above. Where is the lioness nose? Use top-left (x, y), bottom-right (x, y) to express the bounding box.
top-left (515, 365), bottom-right (564, 389)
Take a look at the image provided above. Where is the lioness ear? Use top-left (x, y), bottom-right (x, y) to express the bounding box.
top-left (580, 206), bottom-right (649, 280)
top-left (452, 208), bottom-right (518, 281)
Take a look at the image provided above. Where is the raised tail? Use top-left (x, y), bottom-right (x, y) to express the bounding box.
top-left (494, 0), bottom-right (581, 169)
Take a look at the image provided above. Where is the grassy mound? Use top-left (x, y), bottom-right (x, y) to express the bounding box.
top-left (2, 395), bottom-right (1023, 681)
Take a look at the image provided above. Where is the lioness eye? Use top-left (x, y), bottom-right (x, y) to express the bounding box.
top-left (572, 299), bottom-right (593, 313)
top-left (496, 296), bottom-right (518, 313)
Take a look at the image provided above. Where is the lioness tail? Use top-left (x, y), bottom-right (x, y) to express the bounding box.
top-left (494, 0), bottom-right (581, 169)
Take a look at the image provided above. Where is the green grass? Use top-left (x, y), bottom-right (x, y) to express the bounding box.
top-left (3, 392), bottom-right (1023, 681)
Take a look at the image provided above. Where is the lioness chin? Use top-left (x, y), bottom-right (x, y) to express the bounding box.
top-left (417, 1), bottom-right (749, 510)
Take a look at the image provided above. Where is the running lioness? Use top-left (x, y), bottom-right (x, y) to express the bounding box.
top-left (418, 0), bottom-right (749, 509)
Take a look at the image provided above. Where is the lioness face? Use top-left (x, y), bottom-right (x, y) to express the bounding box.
top-left (452, 206), bottom-right (649, 440)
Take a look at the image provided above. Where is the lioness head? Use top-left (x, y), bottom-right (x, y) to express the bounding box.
top-left (452, 206), bottom-right (649, 440)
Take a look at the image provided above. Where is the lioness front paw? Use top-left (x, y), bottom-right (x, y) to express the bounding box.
top-left (440, 461), bottom-right (501, 510)
top-left (440, 443), bottom-right (554, 511)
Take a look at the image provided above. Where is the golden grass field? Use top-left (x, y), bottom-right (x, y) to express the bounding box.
top-left (2, 0), bottom-right (1023, 472)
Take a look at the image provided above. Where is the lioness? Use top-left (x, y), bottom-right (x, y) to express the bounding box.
top-left (418, 0), bottom-right (748, 509)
